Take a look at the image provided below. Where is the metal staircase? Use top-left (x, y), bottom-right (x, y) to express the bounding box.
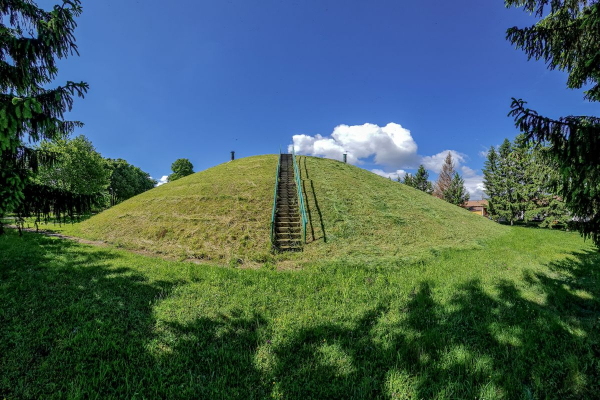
top-left (271, 152), bottom-right (306, 251)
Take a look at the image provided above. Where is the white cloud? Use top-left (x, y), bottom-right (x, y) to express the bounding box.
top-left (155, 175), bottom-right (169, 186)
top-left (421, 150), bottom-right (466, 174)
top-left (289, 123), bottom-right (419, 168)
top-left (460, 166), bottom-right (485, 200)
top-left (371, 169), bottom-right (407, 180)
top-left (289, 122), bottom-right (485, 198)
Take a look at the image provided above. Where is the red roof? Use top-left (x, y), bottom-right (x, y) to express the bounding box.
top-left (463, 200), bottom-right (488, 208)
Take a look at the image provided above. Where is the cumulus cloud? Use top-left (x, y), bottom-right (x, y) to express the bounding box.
top-left (155, 175), bottom-right (169, 186)
top-left (421, 150), bottom-right (466, 174)
top-left (460, 166), bottom-right (485, 200)
top-left (371, 169), bottom-right (407, 180)
top-left (289, 122), bottom-right (485, 198)
top-left (289, 123), bottom-right (419, 169)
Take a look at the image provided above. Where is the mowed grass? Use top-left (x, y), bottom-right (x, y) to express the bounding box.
top-left (66, 155), bottom-right (277, 263)
top-left (297, 156), bottom-right (502, 263)
top-left (1, 227), bottom-right (599, 399)
top-left (43, 155), bottom-right (504, 266)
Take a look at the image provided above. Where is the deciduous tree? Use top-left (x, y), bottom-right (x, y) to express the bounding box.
top-left (106, 159), bottom-right (156, 205)
top-left (168, 158), bottom-right (194, 182)
top-left (36, 135), bottom-right (109, 197)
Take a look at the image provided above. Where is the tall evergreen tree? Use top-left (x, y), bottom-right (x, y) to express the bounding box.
top-left (519, 140), bottom-right (570, 228)
top-left (402, 165), bottom-right (433, 194)
top-left (505, 0), bottom-right (600, 246)
top-left (483, 146), bottom-right (500, 216)
top-left (0, 0), bottom-right (91, 232)
top-left (492, 139), bottom-right (521, 225)
top-left (444, 172), bottom-right (470, 206)
top-left (412, 165), bottom-right (434, 194)
top-left (433, 152), bottom-right (455, 198)
top-left (484, 136), bottom-right (571, 228)
top-left (401, 173), bottom-right (414, 186)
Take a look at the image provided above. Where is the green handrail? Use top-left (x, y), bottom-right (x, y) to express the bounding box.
top-left (270, 149), bottom-right (281, 245)
top-left (292, 147), bottom-right (308, 243)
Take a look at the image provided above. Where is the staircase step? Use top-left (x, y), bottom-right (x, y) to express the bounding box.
top-left (272, 153), bottom-right (304, 252)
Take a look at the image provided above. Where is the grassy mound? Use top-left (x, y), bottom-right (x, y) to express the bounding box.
top-left (66, 155), bottom-right (504, 265)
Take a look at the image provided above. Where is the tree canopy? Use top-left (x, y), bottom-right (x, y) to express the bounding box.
top-left (106, 158), bottom-right (156, 205)
top-left (505, 0), bottom-right (600, 246)
top-left (0, 0), bottom-right (90, 232)
top-left (168, 158), bottom-right (194, 182)
top-left (36, 135), bottom-right (109, 196)
top-left (444, 173), bottom-right (470, 206)
top-left (403, 165), bottom-right (433, 194)
top-left (483, 136), bottom-right (570, 227)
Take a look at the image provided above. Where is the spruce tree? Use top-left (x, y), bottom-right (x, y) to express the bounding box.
top-left (402, 165), bottom-right (433, 194)
top-left (484, 136), bottom-right (571, 228)
top-left (402, 173), bottom-right (414, 187)
top-left (0, 0), bottom-right (91, 233)
top-left (494, 139), bottom-right (520, 225)
top-left (433, 152), bottom-right (455, 198)
top-left (483, 146), bottom-right (500, 217)
top-left (444, 172), bottom-right (470, 206)
top-left (521, 141), bottom-right (570, 228)
top-left (505, 0), bottom-right (600, 246)
top-left (412, 164), bottom-right (434, 194)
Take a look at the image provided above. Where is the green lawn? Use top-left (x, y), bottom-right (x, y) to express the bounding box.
top-left (1, 227), bottom-right (598, 399)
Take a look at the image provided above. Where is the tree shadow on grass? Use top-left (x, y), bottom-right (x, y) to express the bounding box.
top-left (264, 250), bottom-right (600, 399)
top-left (1, 231), bottom-right (598, 399)
top-left (301, 156), bottom-right (327, 243)
top-left (0, 232), bottom-right (270, 399)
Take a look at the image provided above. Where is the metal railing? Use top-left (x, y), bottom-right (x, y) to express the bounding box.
top-left (292, 147), bottom-right (308, 243)
top-left (270, 149), bottom-right (281, 245)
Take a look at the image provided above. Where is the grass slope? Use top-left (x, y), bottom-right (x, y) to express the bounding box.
top-left (1, 228), bottom-right (598, 399)
top-left (58, 155), bottom-right (503, 266)
top-left (74, 155), bottom-right (276, 263)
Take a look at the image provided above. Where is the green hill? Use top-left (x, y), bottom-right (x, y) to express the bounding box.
top-left (70, 155), bottom-right (505, 265)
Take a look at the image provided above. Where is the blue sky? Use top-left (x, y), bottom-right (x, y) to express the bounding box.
top-left (49, 0), bottom-right (596, 197)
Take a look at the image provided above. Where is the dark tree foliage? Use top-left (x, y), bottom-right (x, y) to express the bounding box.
top-left (443, 172), bottom-right (470, 206)
top-left (0, 0), bottom-right (91, 233)
top-left (106, 159), bottom-right (156, 206)
top-left (486, 139), bottom-right (523, 225)
top-left (402, 165), bottom-right (433, 194)
top-left (521, 143), bottom-right (571, 228)
top-left (168, 158), bottom-right (194, 182)
top-left (484, 136), bottom-right (570, 228)
top-left (505, 0), bottom-right (600, 246)
top-left (482, 146), bottom-right (500, 217)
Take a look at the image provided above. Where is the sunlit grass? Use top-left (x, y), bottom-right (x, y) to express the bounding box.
top-left (1, 227), bottom-right (598, 399)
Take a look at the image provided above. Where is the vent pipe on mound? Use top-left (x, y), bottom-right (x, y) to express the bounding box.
top-left (343, 153), bottom-right (347, 163)
top-left (231, 151), bottom-right (235, 161)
